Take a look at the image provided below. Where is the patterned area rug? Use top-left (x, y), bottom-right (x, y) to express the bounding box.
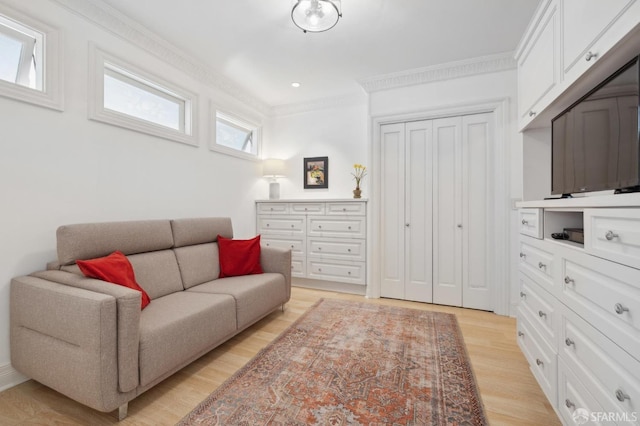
top-left (178, 298), bottom-right (487, 425)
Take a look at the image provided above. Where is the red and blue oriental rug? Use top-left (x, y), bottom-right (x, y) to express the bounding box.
top-left (178, 298), bottom-right (487, 425)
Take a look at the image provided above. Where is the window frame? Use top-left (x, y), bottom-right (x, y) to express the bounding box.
top-left (0, 4), bottom-right (63, 111)
top-left (210, 106), bottom-right (262, 161)
top-left (89, 44), bottom-right (198, 146)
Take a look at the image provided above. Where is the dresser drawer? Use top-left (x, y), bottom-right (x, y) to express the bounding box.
top-left (308, 237), bottom-right (366, 261)
top-left (516, 308), bottom-right (557, 406)
top-left (262, 237), bottom-right (305, 257)
top-left (290, 202), bottom-right (325, 215)
top-left (291, 256), bottom-right (305, 278)
top-left (307, 217), bottom-right (366, 239)
top-left (519, 208), bottom-right (543, 239)
top-left (306, 259), bottom-right (365, 285)
top-left (559, 307), bottom-right (640, 417)
top-left (326, 202), bottom-right (366, 216)
top-left (584, 208), bottom-right (640, 270)
top-left (557, 358), bottom-right (607, 426)
top-left (519, 237), bottom-right (556, 293)
top-left (257, 203), bottom-right (289, 214)
top-left (518, 273), bottom-right (558, 350)
top-left (561, 250), bottom-right (640, 359)
top-left (257, 216), bottom-right (305, 236)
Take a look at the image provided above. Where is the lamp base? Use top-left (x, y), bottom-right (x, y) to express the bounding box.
top-left (269, 181), bottom-right (280, 200)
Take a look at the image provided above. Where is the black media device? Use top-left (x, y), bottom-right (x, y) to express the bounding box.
top-left (551, 55), bottom-right (640, 197)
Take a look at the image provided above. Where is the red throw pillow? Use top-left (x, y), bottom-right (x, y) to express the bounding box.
top-left (217, 235), bottom-right (263, 278)
top-left (77, 251), bottom-right (151, 309)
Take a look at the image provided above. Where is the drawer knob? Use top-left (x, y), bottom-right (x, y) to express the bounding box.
top-left (266, 223), bottom-right (270, 227)
top-left (343, 208), bottom-right (347, 211)
top-left (520, 291), bottom-right (526, 298)
top-left (614, 303), bottom-right (629, 315)
top-left (521, 219), bottom-right (528, 225)
top-left (318, 225), bottom-right (322, 229)
top-left (529, 111), bottom-right (536, 117)
top-left (565, 399), bottom-right (575, 410)
top-left (564, 276), bottom-right (575, 285)
top-left (518, 331), bottom-right (525, 337)
top-left (266, 243), bottom-right (270, 247)
top-left (318, 247), bottom-right (322, 250)
top-left (536, 358), bottom-right (543, 366)
top-left (538, 262), bottom-right (546, 269)
top-left (538, 310), bottom-right (547, 318)
top-left (565, 338), bottom-right (575, 347)
top-left (348, 226), bottom-right (352, 230)
top-left (519, 252), bottom-right (526, 259)
top-left (291, 245), bottom-right (294, 248)
top-left (348, 271), bottom-right (351, 275)
top-left (616, 389), bottom-right (630, 402)
top-left (270, 207), bottom-right (274, 211)
top-left (318, 268), bottom-right (322, 272)
top-left (585, 51), bottom-right (598, 62)
top-left (291, 225), bottom-right (294, 228)
top-left (347, 248), bottom-right (351, 252)
top-left (605, 230), bottom-right (619, 241)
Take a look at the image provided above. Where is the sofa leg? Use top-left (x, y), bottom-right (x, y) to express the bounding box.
top-left (118, 403), bottom-right (128, 421)
top-left (281, 303), bottom-right (286, 312)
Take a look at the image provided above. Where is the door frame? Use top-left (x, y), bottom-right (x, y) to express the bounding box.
top-left (368, 98), bottom-right (511, 315)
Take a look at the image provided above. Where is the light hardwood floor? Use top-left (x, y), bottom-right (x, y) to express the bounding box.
top-left (0, 287), bottom-right (561, 425)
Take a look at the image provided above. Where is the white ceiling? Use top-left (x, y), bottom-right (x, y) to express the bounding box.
top-left (99, 0), bottom-right (540, 108)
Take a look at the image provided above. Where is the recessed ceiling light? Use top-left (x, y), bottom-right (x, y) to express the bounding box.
top-left (291, 82), bottom-right (301, 88)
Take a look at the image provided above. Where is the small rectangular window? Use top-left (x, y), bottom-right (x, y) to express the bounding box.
top-left (0, 15), bottom-right (42, 90)
top-left (89, 45), bottom-right (198, 146)
top-left (212, 111), bottom-right (261, 160)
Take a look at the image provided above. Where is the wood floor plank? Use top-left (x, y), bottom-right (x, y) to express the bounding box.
top-left (0, 287), bottom-right (560, 425)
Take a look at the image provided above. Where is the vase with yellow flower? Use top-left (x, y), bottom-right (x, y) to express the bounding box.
top-left (351, 164), bottom-right (367, 198)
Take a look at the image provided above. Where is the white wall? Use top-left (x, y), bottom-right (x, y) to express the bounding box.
top-left (0, 0), bottom-right (265, 389)
top-left (263, 99), bottom-right (370, 200)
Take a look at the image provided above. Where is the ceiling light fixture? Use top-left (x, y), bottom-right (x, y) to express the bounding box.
top-left (291, 0), bottom-right (342, 33)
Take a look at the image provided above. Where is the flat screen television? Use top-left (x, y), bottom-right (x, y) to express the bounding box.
top-left (551, 55), bottom-right (640, 196)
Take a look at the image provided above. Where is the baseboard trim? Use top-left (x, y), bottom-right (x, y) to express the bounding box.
top-left (293, 278), bottom-right (366, 296)
top-left (0, 363), bottom-right (29, 392)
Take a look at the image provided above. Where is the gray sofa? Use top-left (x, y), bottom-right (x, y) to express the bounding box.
top-left (10, 217), bottom-right (291, 420)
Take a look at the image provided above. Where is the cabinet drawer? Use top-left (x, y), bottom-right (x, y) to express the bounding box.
top-left (326, 202), bottom-right (366, 216)
top-left (291, 256), bottom-right (305, 278)
top-left (519, 238), bottom-right (556, 293)
top-left (290, 203), bottom-right (325, 214)
top-left (518, 273), bottom-right (558, 349)
top-left (257, 216), bottom-right (305, 235)
top-left (262, 237), bottom-right (305, 257)
top-left (306, 259), bottom-right (365, 285)
top-left (584, 208), bottom-right (640, 269)
top-left (308, 217), bottom-right (366, 238)
top-left (519, 208), bottom-right (543, 239)
top-left (559, 307), bottom-right (640, 417)
top-left (517, 308), bottom-right (558, 406)
top-left (257, 203), bottom-right (289, 214)
top-left (557, 358), bottom-right (607, 426)
top-left (561, 250), bottom-right (640, 359)
top-left (308, 237), bottom-right (366, 262)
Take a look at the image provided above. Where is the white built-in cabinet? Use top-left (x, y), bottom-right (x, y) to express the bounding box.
top-left (256, 200), bottom-right (367, 286)
top-left (516, 0), bottom-right (640, 129)
top-left (380, 113), bottom-right (494, 311)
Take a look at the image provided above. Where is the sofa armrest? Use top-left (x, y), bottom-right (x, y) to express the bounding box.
top-left (29, 270), bottom-right (141, 394)
top-left (260, 246), bottom-right (292, 301)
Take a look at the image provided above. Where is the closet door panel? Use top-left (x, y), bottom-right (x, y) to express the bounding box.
top-left (433, 117), bottom-right (462, 306)
top-left (380, 123), bottom-right (406, 299)
top-left (405, 120), bottom-right (433, 303)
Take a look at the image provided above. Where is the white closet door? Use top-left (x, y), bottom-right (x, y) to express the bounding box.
top-left (462, 113), bottom-right (492, 310)
top-left (405, 120), bottom-right (433, 302)
top-left (380, 123), bottom-right (406, 299)
top-left (432, 117), bottom-right (463, 306)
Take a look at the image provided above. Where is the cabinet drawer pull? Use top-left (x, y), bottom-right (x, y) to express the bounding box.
top-left (266, 223), bottom-right (270, 227)
top-left (616, 389), bottom-right (630, 402)
top-left (519, 252), bottom-right (526, 259)
top-left (318, 268), bottom-right (322, 272)
top-left (348, 226), bottom-right (352, 230)
top-left (520, 291), bottom-right (526, 298)
top-left (270, 207), bottom-right (274, 211)
top-left (565, 399), bottom-right (575, 410)
top-left (518, 331), bottom-right (525, 337)
top-left (538, 310), bottom-right (547, 318)
top-left (347, 248), bottom-right (352, 252)
top-left (266, 243), bottom-right (270, 247)
top-left (585, 51), bottom-right (597, 61)
top-left (538, 262), bottom-right (546, 269)
top-left (318, 247), bottom-right (322, 250)
top-left (521, 219), bottom-right (528, 225)
top-left (347, 271), bottom-right (351, 275)
top-left (564, 276), bottom-right (574, 285)
top-left (342, 208), bottom-right (347, 211)
top-left (291, 245), bottom-right (294, 248)
top-left (318, 225), bottom-right (322, 229)
top-left (565, 338), bottom-right (575, 347)
top-left (615, 303), bottom-right (629, 315)
top-left (536, 358), bottom-right (543, 366)
top-left (605, 230), bottom-right (619, 241)
top-left (291, 224), bottom-right (294, 228)
top-left (529, 111), bottom-right (536, 117)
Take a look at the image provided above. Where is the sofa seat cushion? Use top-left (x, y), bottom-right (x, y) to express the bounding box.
top-left (138, 292), bottom-right (236, 387)
top-left (187, 273), bottom-right (286, 330)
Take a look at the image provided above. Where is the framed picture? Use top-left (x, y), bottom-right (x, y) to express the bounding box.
top-left (303, 156), bottom-right (329, 189)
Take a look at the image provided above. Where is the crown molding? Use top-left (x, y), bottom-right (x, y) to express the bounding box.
top-left (51, 0), bottom-right (270, 115)
top-left (270, 91), bottom-right (368, 117)
top-left (359, 52), bottom-right (517, 94)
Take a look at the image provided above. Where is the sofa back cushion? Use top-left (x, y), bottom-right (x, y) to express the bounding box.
top-left (128, 250), bottom-right (184, 299)
top-left (171, 217), bottom-right (233, 248)
top-left (174, 243), bottom-right (220, 289)
top-left (57, 220), bottom-right (174, 266)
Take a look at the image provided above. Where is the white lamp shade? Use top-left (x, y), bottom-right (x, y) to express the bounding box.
top-left (263, 159), bottom-right (286, 178)
top-left (291, 0), bottom-right (341, 33)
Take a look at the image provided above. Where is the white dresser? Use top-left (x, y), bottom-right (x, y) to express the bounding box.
top-left (256, 199), bottom-right (367, 288)
top-left (516, 196), bottom-right (640, 425)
